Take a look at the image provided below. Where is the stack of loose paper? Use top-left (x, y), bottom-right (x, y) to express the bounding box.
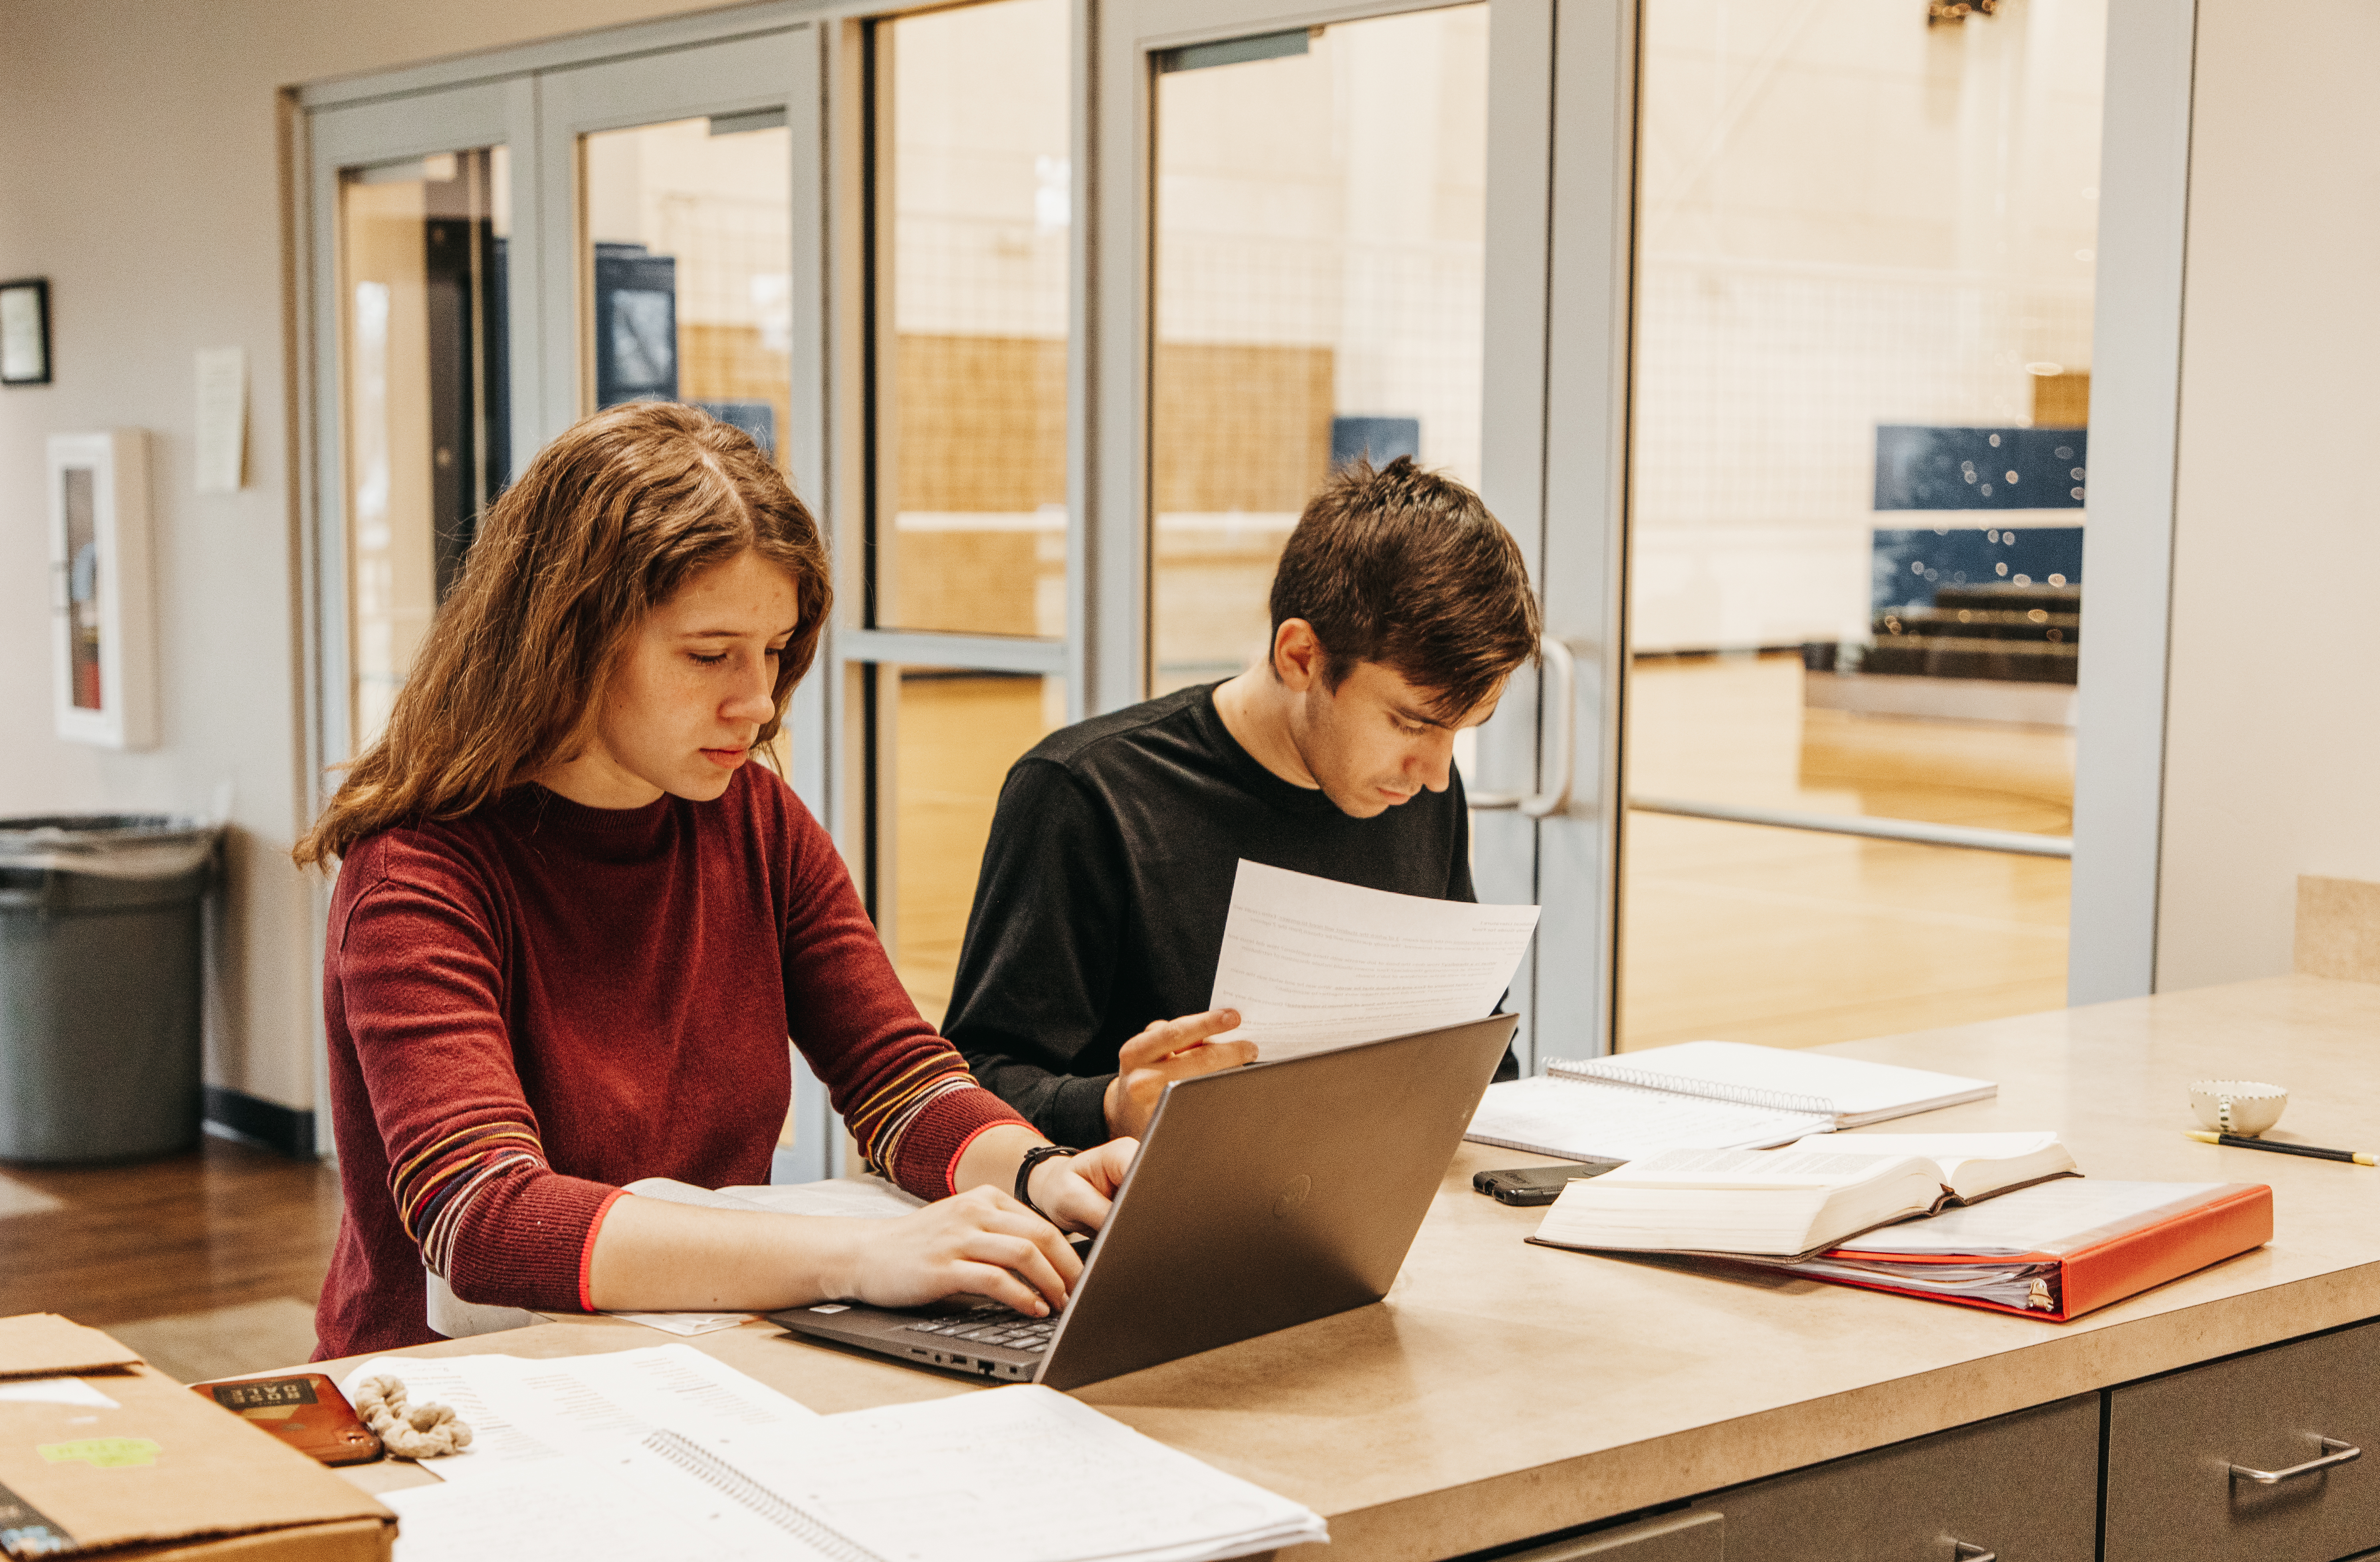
top-left (365, 1360), bottom-right (1321, 1562)
top-left (1206, 860), bottom-right (1538, 1061)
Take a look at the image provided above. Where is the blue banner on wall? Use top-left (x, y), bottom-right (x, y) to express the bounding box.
top-left (1873, 526), bottom-right (2083, 613)
top-left (1875, 425), bottom-right (2086, 511)
top-left (1331, 415), bottom-right (1419, 470)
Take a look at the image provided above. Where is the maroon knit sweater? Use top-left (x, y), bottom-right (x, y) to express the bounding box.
top-left (313, 767), bottom-right (1025, 1359)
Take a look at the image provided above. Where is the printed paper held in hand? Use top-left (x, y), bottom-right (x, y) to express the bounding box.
top-left (1207, 860), bottom-right (1538, 1062)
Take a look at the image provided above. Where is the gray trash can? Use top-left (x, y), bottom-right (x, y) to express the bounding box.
top-left (0, 815), bottom-right (221, 1163)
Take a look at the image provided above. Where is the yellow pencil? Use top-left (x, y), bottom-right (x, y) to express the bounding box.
top-left (2185, 1129), bottom-right (2376, 1166)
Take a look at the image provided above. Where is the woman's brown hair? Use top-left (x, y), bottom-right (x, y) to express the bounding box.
top-left (294, 402), bottom-right (831, 868)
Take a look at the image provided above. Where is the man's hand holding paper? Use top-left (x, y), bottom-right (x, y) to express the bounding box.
top-left (1102, 1008), bottom-right (1256, 1139)
top-left (1205, 860), bottom-right (1540, 1062)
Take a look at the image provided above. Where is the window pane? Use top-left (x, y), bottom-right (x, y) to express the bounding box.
top-left (877, 0), bottom-right (1070, 638)
top-left (341, 145), bottom-right (510, 754)
top-left (884, 671), bottom-right (1066, 1026)
top-left (581, 115), bottom-right (794, 469)
top-left (1618, 0), bottom-right (2104, 1050)
top-left (1150, 8), bottom-right (1488, 695)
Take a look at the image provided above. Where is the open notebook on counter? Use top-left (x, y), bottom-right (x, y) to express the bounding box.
top-left (1528, 1133), bottom-right (2081, 1259)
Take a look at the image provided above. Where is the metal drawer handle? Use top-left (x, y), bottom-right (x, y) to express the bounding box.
top-left (1952, 1544), bottom-right (1996, 1562)
top-left (2229, 1437), bottom-right (2362, 1485)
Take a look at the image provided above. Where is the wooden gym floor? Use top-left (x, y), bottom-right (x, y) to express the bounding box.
top-left (1620, 653), bottom-right (2071, 1050)
top-left (0, 1135), bottom-right (340, 1379)
top-left (884, 656), bottom-right (2075, 1051)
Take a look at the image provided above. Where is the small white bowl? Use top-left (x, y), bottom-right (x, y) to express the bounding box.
top-left (2189, 1079), bottom-right (2289, 1138)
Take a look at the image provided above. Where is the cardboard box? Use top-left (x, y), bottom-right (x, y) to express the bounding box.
top-left (0, 1314), bottom-right (393, 1560)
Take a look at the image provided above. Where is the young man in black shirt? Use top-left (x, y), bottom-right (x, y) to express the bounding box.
top-left (940, 457), bottom-right (1542, 1146)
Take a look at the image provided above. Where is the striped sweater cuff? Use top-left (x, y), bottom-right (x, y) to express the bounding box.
top-left (444, 1169), bottom-right (625, 1316)
top-left (896, 1086), bottom-right (1030, 1200)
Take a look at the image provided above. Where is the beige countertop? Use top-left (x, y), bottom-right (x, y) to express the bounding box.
top-left (323, 974), bottom-right (2380, 1561)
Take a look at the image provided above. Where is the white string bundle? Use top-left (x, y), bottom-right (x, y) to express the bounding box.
top-left (352, 1374), bottom-right (475, 1459)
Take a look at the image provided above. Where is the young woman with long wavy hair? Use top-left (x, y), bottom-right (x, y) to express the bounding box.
top-left (295, 402), bottom-right (1132, 1358)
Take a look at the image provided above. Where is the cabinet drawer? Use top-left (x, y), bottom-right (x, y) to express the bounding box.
top-left (1502, 1510), bottom-right (1721, 1560)
top-left (1692, 1394), bottom-right (2098, 1562)
top-left (2106, 1318), bottom-right (2380, 1562)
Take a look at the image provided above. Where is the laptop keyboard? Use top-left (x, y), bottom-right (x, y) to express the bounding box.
top-left (898, 1304), bottom-right (1058, 1354)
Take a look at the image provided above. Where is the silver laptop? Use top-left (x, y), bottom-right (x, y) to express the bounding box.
top-left (770, 1012), bottom-right (1517, 1391)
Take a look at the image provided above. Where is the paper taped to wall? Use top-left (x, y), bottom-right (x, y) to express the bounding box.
top-left (1206, 860), bottom-right (1538, 1062)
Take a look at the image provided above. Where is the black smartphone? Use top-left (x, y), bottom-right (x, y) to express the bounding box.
top-left (1472, 1160), bottom-right (1626, 1206)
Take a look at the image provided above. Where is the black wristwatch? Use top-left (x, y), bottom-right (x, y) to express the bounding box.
top-left (1015, 1143), bottom-right (1079, 1224)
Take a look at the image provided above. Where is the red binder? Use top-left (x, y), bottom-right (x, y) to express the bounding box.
top-left (1786, 1181), bottom-right (2272, 1321)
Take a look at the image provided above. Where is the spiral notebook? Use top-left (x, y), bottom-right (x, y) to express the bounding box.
top-left (1466, 1042), bottom-right (1996, 1163)
top-left (1551, 1042), bottom-right (1996, 1129)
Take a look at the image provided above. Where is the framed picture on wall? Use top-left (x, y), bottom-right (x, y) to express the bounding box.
top-left (49, 431), bottom-right (158, 749)
top-left (2, 278), bottom-right (52, 385)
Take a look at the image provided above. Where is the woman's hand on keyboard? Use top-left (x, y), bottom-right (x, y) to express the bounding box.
top-left (838, 1185), bottom-right (1083, 1318)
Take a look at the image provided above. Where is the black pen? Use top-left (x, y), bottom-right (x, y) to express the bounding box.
top-left (2185, 1130), bottom-right (2376, 1166)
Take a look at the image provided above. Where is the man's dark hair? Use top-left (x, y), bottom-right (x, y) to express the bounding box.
top-left (1266, 456), bottom-right (1541, 719)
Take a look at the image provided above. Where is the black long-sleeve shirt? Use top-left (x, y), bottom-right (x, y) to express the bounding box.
top-left (942, 682), bottom-right (1503, 1147)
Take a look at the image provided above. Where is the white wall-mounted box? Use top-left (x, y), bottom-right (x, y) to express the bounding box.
top-left (48, 429), bottom-right (158, 749)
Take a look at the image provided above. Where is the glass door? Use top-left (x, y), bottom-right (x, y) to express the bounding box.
top-left (840, 0), bottom-right (1074, 1029)
top-left (536, 28), bottom-right (832, 1174)
top-left (1613, 0), bottom-right (2105, 1053)
top-left (339, 147), bottom-right (512, 749)
top-left (536, 32), bottom-right (818, 482)
top-left (308, 81), bottom-right (539, 787)
top-left (1100, 0), bottom-right (1574, 1066)
top-left (1146, 8), bottom-right (1490, 698)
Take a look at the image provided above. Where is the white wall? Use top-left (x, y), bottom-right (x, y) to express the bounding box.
top-left (2153, 0), bottom-right (2380, 988)
top-left (0, 0), bottom-right (716, 1119)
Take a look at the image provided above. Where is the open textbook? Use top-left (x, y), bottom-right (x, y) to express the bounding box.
top-left (1206, 861), bottom-right (1538, 1062)
top-left (1528, 1133), bottom-right (2080, 1259)
top-left (375, 1380), bottom-right (1325, 1562)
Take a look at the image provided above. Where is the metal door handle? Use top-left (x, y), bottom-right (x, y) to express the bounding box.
top-left (1469, 634), bottom-right (1575, 818)
top-left (2229, 1437), bottom-right (2361, 1484)
top-left (1951, 1544), bottom-right (1996, 1562)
